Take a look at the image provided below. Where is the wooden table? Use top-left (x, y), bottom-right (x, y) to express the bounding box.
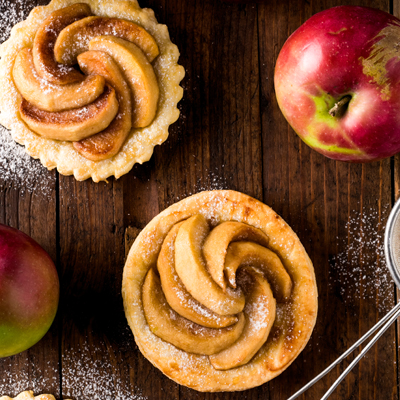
top-left (1, 0), bottom-right (399, 399)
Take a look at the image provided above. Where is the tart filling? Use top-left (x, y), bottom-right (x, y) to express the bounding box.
top-left (122, 190), bottom-right (318, 392)
top-left (0, 0), bottom-right (184, 181)
top-left (15, 2), bottom-right (160, 159)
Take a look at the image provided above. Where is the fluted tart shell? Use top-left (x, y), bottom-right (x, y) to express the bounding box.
top-left (122, 190), bottom-right (318, 392)
top-left (0, 0), bottom-right (184, 181)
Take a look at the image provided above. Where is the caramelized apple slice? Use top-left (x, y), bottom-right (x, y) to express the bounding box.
top-left (89, 36), bottom-right (159, 128)
top-left (74, 50), bottom-right (132, 161)
top-left (209, 267), bottom-right (276, 370)
top-left (225, 242), bottom-right (292, 301)
top-left (13, 48), bottom-right (105, 112)
top-left (174, 215), bottom-right (245, 315)
top-left (142, 268), bottom-right (245, 355)
top-left (203, 221), bottom-right (269, 291)
top-left (33, 3), bottom-right (92, 84)
top-left (19, 85), bottom-right (118, 141)
top-left (265, 302), bottom-right (297, 371)
top-left (158, 222), bottom-right (238, 328)
top-left (54, 16), bottom-right (159, 65)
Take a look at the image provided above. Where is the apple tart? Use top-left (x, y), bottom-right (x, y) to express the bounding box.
top-left (0, 0), bottom-right (184, 181)
top-left (122, 190), bottom-right (318, 392)
top-left (0, 391), bottom-right (69, 400)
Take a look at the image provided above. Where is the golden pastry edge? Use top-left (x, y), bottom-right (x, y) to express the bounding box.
top-left (122, 190), bottom-right (318, 392)
top-left (0, 0), bottom-right (185, 182)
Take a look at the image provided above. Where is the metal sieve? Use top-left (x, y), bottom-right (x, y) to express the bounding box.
top-left (385, 197), bottom-right (400, 288)
top-left (288, 198), bottom-right (400, 400)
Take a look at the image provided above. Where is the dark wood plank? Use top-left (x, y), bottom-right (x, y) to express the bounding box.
top-left (58, 178), bottom-right (130, 400)
top-left (1, 0), bottom-right (399, 399)
top-left (0, 170), bottom-right (59, 398)
top-left (153, 0), bottom-right (263, 204)
top-left (0, 0), bottom-right (60, 395)
top-left (121, 167), bottom-right (171, 400)
top-left (259, 1), bottom-right (397, 400)
top-left (120, 0), bottom-right (181, 397)
top-left (150, 1), bottom-right (264, 399)
top-left (392, 5), bottom-right (400, 400)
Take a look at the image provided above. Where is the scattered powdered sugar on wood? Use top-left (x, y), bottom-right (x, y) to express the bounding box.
top-left (0, 0), bottom-right (55, 196)
top-left (62, 340), bottom-right (147, 400)
top-left (0, 0), bottom-right (30, 44)
top-left (0, 359), bottom-right (59, 397)
top-left (170, 167), bottom-right (230, 203)
top-left (0, 127), bottom-right (55, 196)
top-left (329, 205), bottom-right (393, 311)
top-left (196, 167), bottom-right (229, 192)
top-left (0, 338), bottom-right (147, 400)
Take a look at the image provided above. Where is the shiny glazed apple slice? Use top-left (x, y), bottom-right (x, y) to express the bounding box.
top-left (13, 48), bottom-right (105, 112)
top-left (157, 222), bottom-right (238, 328)
top-left (19, 85), bottom-right (118, 141)
top-left (174, 215), bottom-right (245, 315)
top-left (88, 36), bottom-right (159, 128)
top-left (74, 50), bottom-right (132, 161)
top-left (33, 3), bottom-right (92, 84)
top-left (209, 267), bottom-right (276, 370)
top-left (224, 242), bottom-right (292, 301)
top-left (142, 268), bottom-right (245, 355)
top-left (203, 221), bottom-right (269, 290)
top-left (54, 16), bottom-right (159, 65)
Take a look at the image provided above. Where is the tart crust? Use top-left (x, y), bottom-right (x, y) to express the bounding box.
top-left (122, 190), bottom-right (318, 392)
top-left (0, 391), bottom-right (70, 400)
top-left (0, 0), bottom-right (184, 182)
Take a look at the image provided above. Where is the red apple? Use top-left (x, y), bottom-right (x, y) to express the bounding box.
top-left (274, 6), bottom-right (400, 162)
top-left (0, 224), bottom-right (59, 358)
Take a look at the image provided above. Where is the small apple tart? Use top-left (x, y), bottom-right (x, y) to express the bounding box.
top-left (0, 391), bottom-right (69, 400)
top-left (122, 190), bottom-right (318, 392)
top-left (0, 0), bottom-right (184, 181)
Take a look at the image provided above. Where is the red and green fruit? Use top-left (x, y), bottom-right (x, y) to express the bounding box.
top-left (274, 6), bottom-right (400, 162)
top-left (0, 224), bottom-right (59, 358)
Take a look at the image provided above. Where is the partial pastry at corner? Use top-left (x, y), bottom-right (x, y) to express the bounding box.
top-left (0, 0), bottom-right (184, 181)
top-left (0, 391), bottom-right (70, 400)
top-left (122, 190), bottom-right (318, 392)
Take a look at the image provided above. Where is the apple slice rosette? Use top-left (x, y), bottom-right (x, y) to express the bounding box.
top-left (123, 190), bottom-right (318, 392)
top-left (0, 0), bottom-right (184, 181)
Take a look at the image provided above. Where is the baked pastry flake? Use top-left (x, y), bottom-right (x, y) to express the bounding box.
top-left (122, 190), bottom-right (318, 392)
top-left (0, 391), bottom-right (70, 400)
top-left (0, 0), bottom-right (184, 181)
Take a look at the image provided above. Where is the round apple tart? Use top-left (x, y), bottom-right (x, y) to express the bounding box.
top-left (0, 0), bottom-right (184, 181)
top-left (122, 190), bottom-right (318, 392)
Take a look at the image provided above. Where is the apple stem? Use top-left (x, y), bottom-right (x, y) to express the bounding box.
top-left (329, 95), bottom-right (352, 118)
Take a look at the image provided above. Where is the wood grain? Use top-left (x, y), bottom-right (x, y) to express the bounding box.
top-left (0, 170), bottom-right (59, 398)
top-left (259, 1), bottom-right (397, 400)
top-left (1, 0), bottom-right (400, 399)
top-left (0, 0), bottom-right (60, 387)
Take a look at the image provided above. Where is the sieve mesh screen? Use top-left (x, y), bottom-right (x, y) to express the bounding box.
top-left (392, 213), bottom-right (400, 272)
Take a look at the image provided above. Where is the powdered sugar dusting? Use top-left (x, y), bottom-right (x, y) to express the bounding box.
top-left (329, 205), bottom-right (393, 311)
top-left (0, 359), bottom-right (59, 397)
top-left (62, 341), bottom-right (147, 400)
top-left (0, 338), bottom-right (147, 400)
top-left (0, 128), bottom-right (55, 196)
top-left (170, 167), bottom-right (230, 203)
top-left (0, 0), bottom-right (30, 43)
top-left (0, 0), bottom-right (55, 195)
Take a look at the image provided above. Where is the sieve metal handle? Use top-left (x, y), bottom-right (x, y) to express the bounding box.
top-left (287, 301), bottom-right (400, 400)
